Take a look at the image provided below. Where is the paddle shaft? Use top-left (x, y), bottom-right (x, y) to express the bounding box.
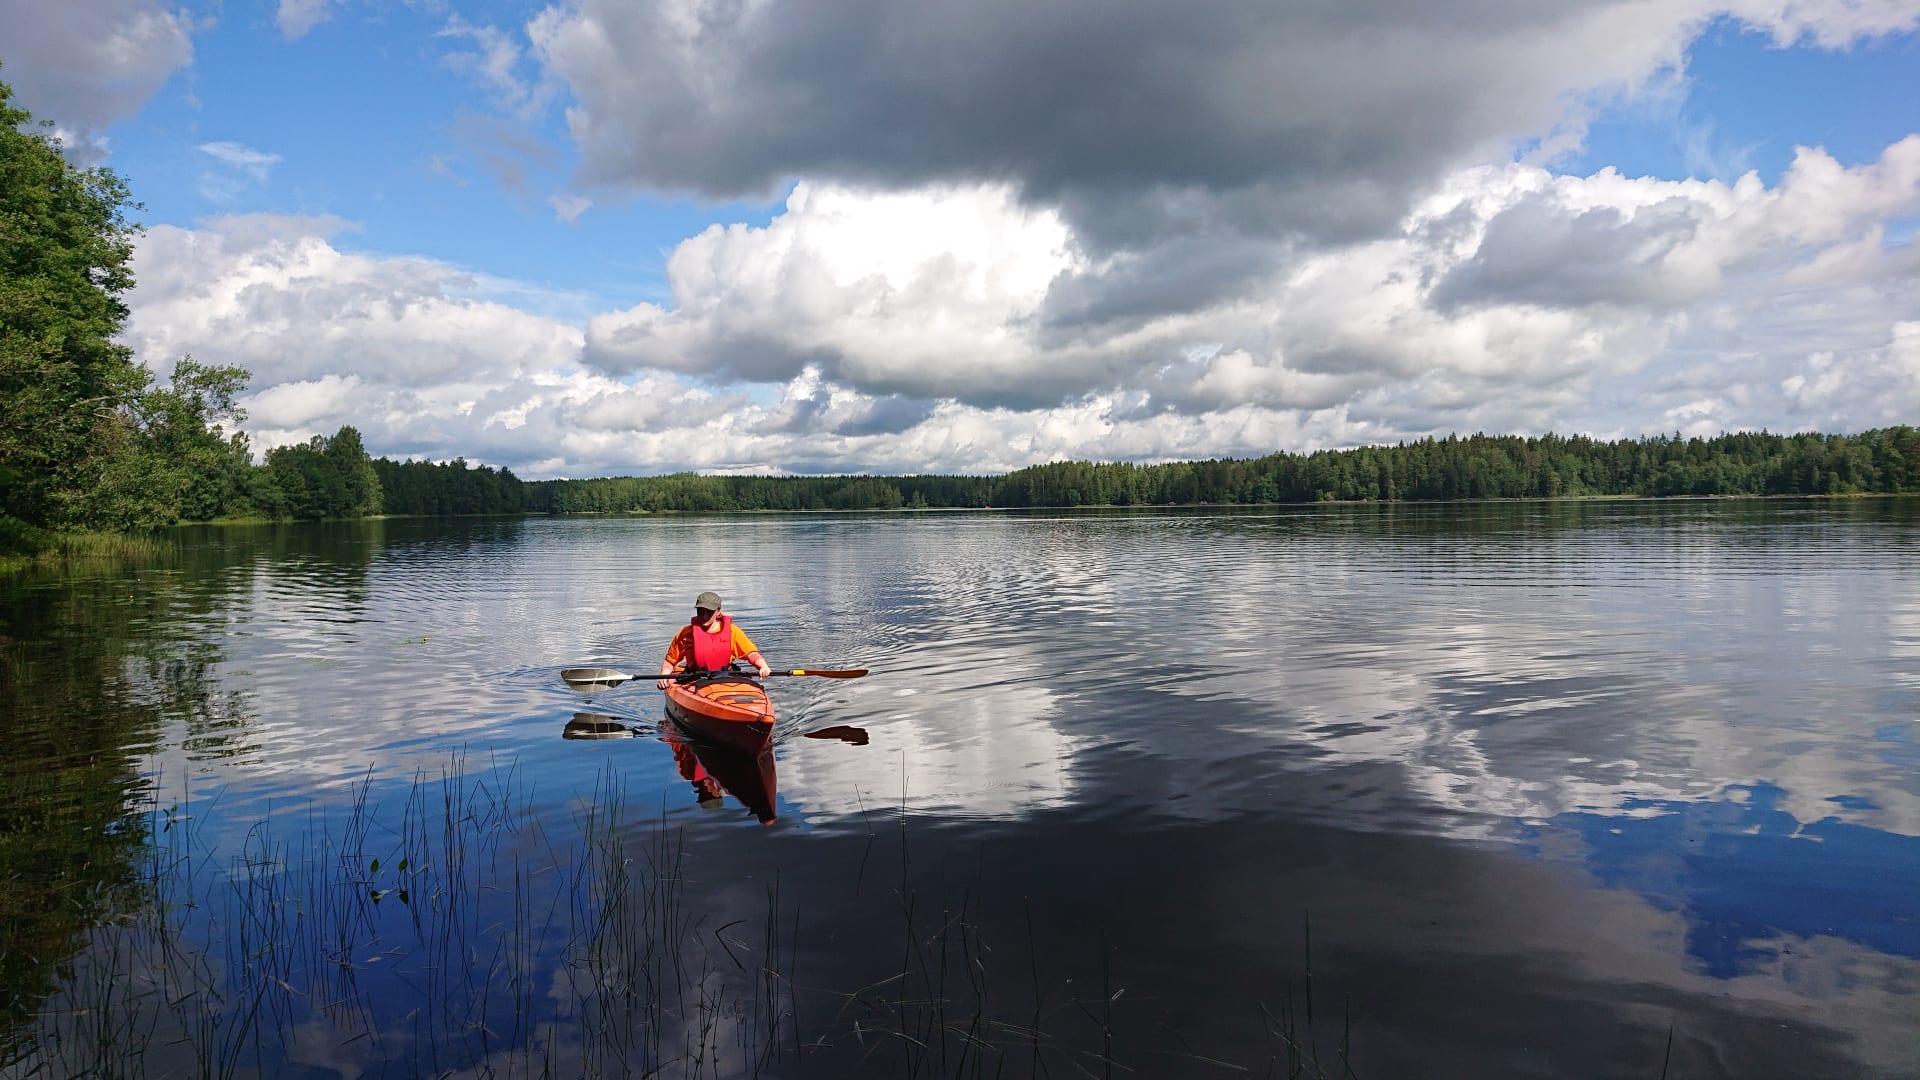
top-left (563, 665), bottom-right (868, 690)
top-left (665, 667), bottom-right (869, 681)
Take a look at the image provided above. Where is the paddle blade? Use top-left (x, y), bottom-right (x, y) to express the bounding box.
top-left (561, 667), bottom-right (635, 690)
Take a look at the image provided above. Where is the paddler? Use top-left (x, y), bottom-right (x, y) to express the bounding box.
top-left (657, 591), bottom-right (773, 688)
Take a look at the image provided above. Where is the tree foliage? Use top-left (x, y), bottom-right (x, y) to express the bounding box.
top-left (0, 78), bottom-right (264, 546)
top-left (0, 76), bottom-right (148, 535)
top-left (256, 426), bottom-right (384, 520)
top-left (519, 428), bottom-right (1920, 513)
top-left (373, 457), bottom-right (523, 516)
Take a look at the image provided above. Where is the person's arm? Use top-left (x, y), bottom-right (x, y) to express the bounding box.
top-left (658, 629), bottom-right (689, 688)
top-left (734, 626), bottom-right (772, 678)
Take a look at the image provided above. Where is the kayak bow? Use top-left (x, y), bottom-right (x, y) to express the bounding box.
top-left (663, 673), bottom-right (775, 752)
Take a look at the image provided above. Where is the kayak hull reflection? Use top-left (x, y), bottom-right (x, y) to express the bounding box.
top-left (677, 739), bottom-right (779, 825)
top-left (663, 675), bottom-right (775, 753)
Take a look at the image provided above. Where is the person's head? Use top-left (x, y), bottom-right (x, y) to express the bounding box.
top-left (693, 776), bottom-right (725, 807)
top-left (694, 590), bottom-right (723, 624)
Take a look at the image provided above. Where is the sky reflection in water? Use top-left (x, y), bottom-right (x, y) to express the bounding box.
top-left (3, 499), bottom-right (1916, 1076)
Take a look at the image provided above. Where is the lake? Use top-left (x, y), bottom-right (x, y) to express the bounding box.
top-left (3, 499), bottom-right (1916, 1077)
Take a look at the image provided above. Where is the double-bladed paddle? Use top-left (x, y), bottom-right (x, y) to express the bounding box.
top-left (560, 665), bottom-right (869, 691)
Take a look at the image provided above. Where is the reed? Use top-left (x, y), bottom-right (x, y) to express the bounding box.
top-left (0, 529), bottom-right (179, 578)
top-left (0, 755), bottom-right (1366, 1079)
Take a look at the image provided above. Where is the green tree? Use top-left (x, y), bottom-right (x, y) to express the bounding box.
top-left (127, 357), bottom-right (252, 522)
top-left (324, 425), bottom-right (382, 516)
top-left (0, 75), bottom-right (150, 539)
top-left (261, 426), bottom-right (379, 520)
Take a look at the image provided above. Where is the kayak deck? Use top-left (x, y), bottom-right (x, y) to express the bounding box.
top-left (663, 675), bottom-right (775, 752)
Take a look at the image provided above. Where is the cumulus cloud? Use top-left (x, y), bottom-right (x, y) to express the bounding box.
top-left (493, 0), bottom-right (1917, 464)
top-left (1782, 323), bottom-right (1920, 429)
top-left (124, 214), bottom-right (589, 455)
top-left (119, 119), bottom-right (1919, 478)
top-left (0, 0), bottom-right (193, 159)
top-left (573, 138), bottom-right (1918, 437)
top-left (585, 182), bottom-right (1085, 406)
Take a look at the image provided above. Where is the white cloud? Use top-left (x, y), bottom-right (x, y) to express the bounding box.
top-left (1781, 323), bottom-right (1920, 427)
top-left (199, 141), bottom-right (283, 181)
top-left (548, 194), bottom-right (592, 224)
top-left (121, 128), bottom-right (1920, 478)
top-left (437, 16), bottom-right (556, 119)
top-left (1729, 0), bottom-right (1920, 46)
top-left (572, 136), bottom-right (1919, 446)
top-left (276, 0), bottom-right (339, 41)
top-left (246, 374), bottom-right (364, 430)
top-left (585, 182), bottom-right (1084, 402)
top-left (195, 141), bottom-right (284, 202)
top-left (124, 214), bottom-right (591, 459)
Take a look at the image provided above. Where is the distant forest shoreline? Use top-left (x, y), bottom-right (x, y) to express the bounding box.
top-left (193, 426), bottom-right (1919, 522)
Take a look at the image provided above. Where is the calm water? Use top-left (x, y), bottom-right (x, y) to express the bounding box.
top-left (3, 500), bottom-right (1917, 1077)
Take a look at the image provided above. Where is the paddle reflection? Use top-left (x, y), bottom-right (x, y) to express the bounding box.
top-left (562, 712), bottom-right (634, 740)
top-left (671, 723), bottom-right (871, 826)
top-left (802, 724), bottom-right (869, 746)
top-left (558, 712), bottom-right (868, 825)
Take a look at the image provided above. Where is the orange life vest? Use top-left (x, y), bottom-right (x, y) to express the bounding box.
top-left (689, 614), bottom-right (735, 671)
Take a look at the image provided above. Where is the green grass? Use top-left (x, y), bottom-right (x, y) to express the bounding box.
top-left (0, 529), bottom-right (176, 576)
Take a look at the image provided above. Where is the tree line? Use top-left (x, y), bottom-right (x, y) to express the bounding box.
top-left (523, 428), bottom-right (1920, 512)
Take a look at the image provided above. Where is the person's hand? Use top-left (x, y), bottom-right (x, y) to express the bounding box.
top-left (756, 663), bottom-right (772, 678)
top-left (657, 671), bottom-right (674, 689)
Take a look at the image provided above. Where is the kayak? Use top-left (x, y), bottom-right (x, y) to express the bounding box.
top-left (663, 673), bottom-right (775, 752)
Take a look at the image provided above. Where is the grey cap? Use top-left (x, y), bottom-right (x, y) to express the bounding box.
top-left (695, 591), bottom-right (723, 612)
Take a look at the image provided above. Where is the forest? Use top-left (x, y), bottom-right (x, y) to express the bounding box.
top-left (522, 427), bottom-right (1920, 513)
top-left (4, 73), bottom-right (1916, 561)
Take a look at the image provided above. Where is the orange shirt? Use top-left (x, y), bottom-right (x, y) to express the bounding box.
top-left (663, 623), bottom-right (760, 669)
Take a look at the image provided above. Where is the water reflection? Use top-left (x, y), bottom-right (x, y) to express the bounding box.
top-left (1544, 782), bottom-right (1920, 977)
top-left (562, 711), bottom-right (635, 739)
top-left (0, 558), bottom-right (251, 1046)
top-left (4, 502), bottom-right (1918, 1075)
top-left (673, 738), bottom-right (778, 825)
top-left (560, 710), bottom-right (869, 827)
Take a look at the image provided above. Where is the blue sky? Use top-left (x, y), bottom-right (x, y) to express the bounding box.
top-left (1566, 19), bottom-right (1920, 184)
top-left (3, 1), bottom-right (1917, 477)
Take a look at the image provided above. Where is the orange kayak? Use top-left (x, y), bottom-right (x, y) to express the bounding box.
top-left (663, 674), bottom-right (775, 752)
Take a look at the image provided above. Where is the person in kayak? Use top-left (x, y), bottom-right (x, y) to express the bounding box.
top-left (657, 591), bottom-right (773, 688)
